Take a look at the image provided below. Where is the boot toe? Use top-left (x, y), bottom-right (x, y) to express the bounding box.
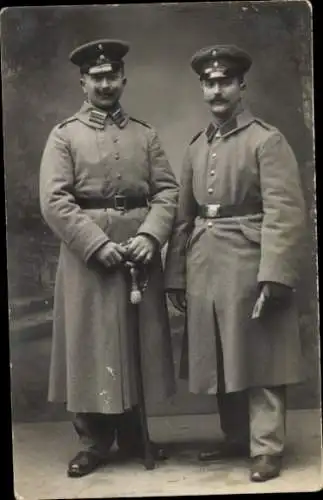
top-left (67, 451), bottom-right (107, 478)
top-left (250, 455), bottom-right (282, 482)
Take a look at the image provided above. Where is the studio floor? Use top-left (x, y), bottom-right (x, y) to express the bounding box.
top-left (12, 409), bottom-right (322, 499)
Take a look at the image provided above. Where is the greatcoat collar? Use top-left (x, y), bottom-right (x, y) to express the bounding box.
top-left (205, 105), bottom-right (255, 143)
top-left (75, 101), bottom-right (129, 130)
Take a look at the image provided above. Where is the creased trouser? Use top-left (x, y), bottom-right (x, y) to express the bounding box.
top-left (249, 386), bottom-right (286, 457)
top-left (218, 386), bottom-right (286, 457)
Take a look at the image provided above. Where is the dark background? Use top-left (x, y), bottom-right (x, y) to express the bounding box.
top-left (2, 2), bottom-right (319, 422)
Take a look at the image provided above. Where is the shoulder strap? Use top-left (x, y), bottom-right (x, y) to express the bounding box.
top-left (129, 117), bottom-right (152, 129)
top-left (189, 130), bottom-right (203, 145)
top-left (57, 116), bottom-right (78, 129)
top-left (253, 118), bottom-right (274, 131)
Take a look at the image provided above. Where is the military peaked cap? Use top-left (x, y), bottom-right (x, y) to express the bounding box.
top-left (69, 39), bottom-right (129, 75)
top-left (191, 44), bottom-right (252, 80)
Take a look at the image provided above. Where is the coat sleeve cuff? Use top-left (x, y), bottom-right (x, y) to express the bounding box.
top-left (257, 269), bottom-right (298, 289)
top-left (136, 223), bottom-right (164, 246)
top-left (68, 228), bottom-right (110, 263)
top-left (136, 231), bottom-right (161, 247)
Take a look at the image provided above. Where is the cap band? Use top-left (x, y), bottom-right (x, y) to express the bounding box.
top-left (82, 61), bottom-right (123, 75)
top-left (89, 63), bottom-right (113, 75)
top-left (208, 70), bottom-right (227, 79)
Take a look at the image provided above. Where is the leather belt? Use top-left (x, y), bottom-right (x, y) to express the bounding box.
top-left (76, 195), bottom-right (149, 211)
top-left (197, 202), bottom-right (263, 219)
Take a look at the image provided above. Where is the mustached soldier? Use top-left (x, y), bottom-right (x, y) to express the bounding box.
top-left (165, 45), bottom-right (306, 482)
top-left (40, 39), bottom-right (178, 478)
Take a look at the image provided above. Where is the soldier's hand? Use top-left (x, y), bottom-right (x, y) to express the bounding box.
top-left (252, 282), bottom-right (293, 318)
top-left (168, 289), bottom-right (186, 313)
top-left (95, 241), bottom-right (126, 268)
top-left (126, 234), bottom-right (157, 264)
top-left (261, 282), bottom-right (293, 302)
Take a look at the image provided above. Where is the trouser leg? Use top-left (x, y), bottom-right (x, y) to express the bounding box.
top-left (249, 386), bottom-right (286, 458)
top-left (217, 391), bottom-right (250, 447)
top-left (198, 390), bottom-right (250, 461)
top-left (73, 412), bottom-right (117, 459)
top-left (116, 405), bottom-right (143, 454)
top-left (214, 316), bottom-right (249, 446)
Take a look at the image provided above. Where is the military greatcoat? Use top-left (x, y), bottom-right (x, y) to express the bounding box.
top-left (40, 102), bottom-right (178, 414)
top-left (164, 107), bottom-right (307, 395)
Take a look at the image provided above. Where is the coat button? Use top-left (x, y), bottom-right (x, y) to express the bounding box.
top-left (113, 137), bottom-right (118, 143)
top-left (115, 153), bottom-right (120, 160)
top-left (208, 187), bottom-right (214, 194)
top-left (117, 173), bottom-right (122, 179)
top-left (207, 221), bottom-right (213, 228)
top-left (210, 170), bottom-right (215, 176)
top-left (211, 153), bottom-right (217, 158)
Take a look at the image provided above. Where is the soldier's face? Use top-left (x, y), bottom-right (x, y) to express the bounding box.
top-left (81, 71), bottom-right (126, 109)
top-left (201, 75), bottom-right (242, 119)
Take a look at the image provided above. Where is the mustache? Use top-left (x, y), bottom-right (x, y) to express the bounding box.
top-left (210, 97), bottom-right (228, 104)
top-left (96, 90), bottom-right (115, 97)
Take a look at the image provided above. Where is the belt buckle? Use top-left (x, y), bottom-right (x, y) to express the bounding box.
top-left (207, 204), bottom-right (220, 218)
top-left (114, 195), bottom-right (126, 211)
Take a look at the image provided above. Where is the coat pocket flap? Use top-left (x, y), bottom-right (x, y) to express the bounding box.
top-left (239, 220), bottom-right (262, 244)
top-left (186, 224), bottom-right (206, 250)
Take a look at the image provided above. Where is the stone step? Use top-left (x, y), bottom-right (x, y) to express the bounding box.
top-left (8, 294), bottom-right (54, 321)
top-left (9, 310), bottom-right (53, 343)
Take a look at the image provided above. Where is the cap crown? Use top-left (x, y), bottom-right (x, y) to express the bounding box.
top-left (191, 44), bottom-right (252, 79)
top-left (69, 39), bottom-right (129, 74)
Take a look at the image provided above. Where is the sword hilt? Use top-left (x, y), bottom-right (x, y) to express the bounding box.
top-left (124, 261), bottom-right (142, 304)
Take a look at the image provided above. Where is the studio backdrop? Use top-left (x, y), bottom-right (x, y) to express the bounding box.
top-left (2, 2), bottom-right (318, 422)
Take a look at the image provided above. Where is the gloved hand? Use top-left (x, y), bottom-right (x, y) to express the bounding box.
top-left (126, 234), bottom-right (157, 264)
top-left (95, 241), bottom-right (126, 268)
top-left (252, 281), bottom-right (293, 319)
top-left (167, 289), bottom-right (187, 313)
top-left (261, 282), bottom-right (293, 302)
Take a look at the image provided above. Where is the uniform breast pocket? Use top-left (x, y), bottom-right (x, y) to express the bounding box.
top-left (239, 219), bottom-right (262, 245)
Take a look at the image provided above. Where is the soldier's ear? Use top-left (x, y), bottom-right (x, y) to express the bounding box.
top-left (240, 79), bottom-right (246, 90)
top-left (80, 76), bottom-right (86, 91)
top-left (122, 77), bottom-right (127, 86)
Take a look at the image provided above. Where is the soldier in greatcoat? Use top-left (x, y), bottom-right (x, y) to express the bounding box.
top-left (164, 45), bottom-right (307, 482)
top-left (39, 39), bottom-right (178, 477)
